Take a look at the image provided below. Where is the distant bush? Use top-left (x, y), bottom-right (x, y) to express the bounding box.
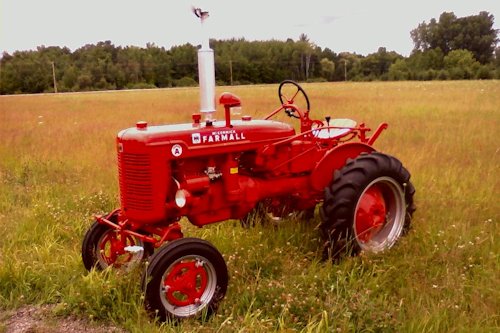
top-left (437, 70), bottom-right (449, 80)
top-left (174, 76), bottom-right (198, 87)
top-left (495, 69), bottom-right (500, 80)
top-left (126, 82), bottom-right (157, 90)
top-left (444, 50), bottom-right (480, 80)
top-left (475, 65), bottom-right (493, 79)
top-left (306, 77), bottom-right (327, 83)
top-left (388, 69), bottom-right (408, 81)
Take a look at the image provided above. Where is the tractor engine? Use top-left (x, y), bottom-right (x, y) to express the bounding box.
top-left (116, 113), bottom-right (318, 228)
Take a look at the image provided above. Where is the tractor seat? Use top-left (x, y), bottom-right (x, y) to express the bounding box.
top-left (312, 118), bottom-right (357, 139)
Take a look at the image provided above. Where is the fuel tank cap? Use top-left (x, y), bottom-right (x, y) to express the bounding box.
top-left (136, 121), bottom-right (148, 130)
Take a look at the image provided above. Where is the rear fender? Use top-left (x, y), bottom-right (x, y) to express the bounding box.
top-left (311, 142), bottom-right (375, 191)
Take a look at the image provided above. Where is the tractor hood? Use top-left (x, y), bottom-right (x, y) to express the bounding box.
top-left (117, 119), bottom-right (295, 156)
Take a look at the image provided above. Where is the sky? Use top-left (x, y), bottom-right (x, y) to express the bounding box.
top-left (1, 0), bottom-right (499, 56)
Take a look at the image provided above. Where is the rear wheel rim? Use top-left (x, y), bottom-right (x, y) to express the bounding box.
top-left (354, 177), bottom-right (405, 252)
top-left (160, 255), bottom-right (217, 318)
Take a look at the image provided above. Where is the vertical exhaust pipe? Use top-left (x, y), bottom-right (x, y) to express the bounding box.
top-left (193, 8), bottom-right (216, 122)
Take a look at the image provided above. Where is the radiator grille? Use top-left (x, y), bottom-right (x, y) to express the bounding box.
top-left (118, 153), bottom-right (154, 211)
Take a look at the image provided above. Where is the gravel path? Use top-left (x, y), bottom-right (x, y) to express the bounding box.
top-left (1, 305), bottom-right (125, 333)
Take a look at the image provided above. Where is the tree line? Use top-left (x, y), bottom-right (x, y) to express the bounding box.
top-left (0, 11), bottom-right (498, 94)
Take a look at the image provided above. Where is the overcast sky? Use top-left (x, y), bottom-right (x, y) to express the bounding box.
top-left (1, 0), bottom-right (499, 56)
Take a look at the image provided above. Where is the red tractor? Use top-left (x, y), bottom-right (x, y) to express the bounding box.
top-left (81, 8), bottom-right (415, 322)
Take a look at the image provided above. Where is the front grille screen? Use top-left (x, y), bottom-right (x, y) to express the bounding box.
top-left (118, 153), bottom-right (153, 211)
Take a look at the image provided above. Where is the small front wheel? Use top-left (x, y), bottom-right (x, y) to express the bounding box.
top-left (81, 218), bottom-right (151, 271)
top-left (143, 238), bottom-right (228, 322)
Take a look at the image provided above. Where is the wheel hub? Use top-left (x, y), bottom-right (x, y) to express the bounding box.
top-left (98, 231), bottom-right (140, 268)
top-left (353, 176), bottom-right (406, 253)
top-left (163, 260), bottom-right (208, 307)
top-left (355, 184), bottom-right (387, 242)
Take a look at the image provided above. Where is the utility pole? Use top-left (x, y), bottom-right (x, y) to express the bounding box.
top-left (342, 59), bottom-right (348, 82)
top-left (229, 60), bottom-right (233, 86)
top-left (51, 61), bottom-right (58, 93)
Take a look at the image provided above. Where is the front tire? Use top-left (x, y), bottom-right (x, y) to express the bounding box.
top-left (320, 152), bottom-right (416, 260)
top-left (82, 218), bottom-right (151, 271)
top-left (143, 238), bottom-right (228, 322)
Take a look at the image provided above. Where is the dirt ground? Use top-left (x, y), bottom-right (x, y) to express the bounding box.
top-left (0, 305), bottom-right (125, 333)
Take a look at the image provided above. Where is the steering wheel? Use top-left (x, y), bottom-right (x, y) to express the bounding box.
top-left (278, 80), bottom-right (310, 119)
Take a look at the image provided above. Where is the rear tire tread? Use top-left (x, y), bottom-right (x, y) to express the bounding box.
top-left (320, 152), bottom-right (415, 260)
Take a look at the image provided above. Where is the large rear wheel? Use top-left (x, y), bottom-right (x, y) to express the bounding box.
top-left (320, 152), bottom-right (416, 260)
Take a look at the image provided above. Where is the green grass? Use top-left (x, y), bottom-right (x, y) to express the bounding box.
top-left (0, 81), bottom-right (499, 332)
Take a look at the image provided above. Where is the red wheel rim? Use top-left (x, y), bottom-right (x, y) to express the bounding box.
top-left (98, 231), bottom-right (143, 268)
top-left (163, 260), bottom-right (208, 307)
top-left (355, 184), bottom-right (387, 243)
top-left (159, 255), bottom-right (217, 317)
top-left (353, 177), bottom-right (406, 252)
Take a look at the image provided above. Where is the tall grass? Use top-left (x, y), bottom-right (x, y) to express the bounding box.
top-left (0, 81), bottom-right (498, 332)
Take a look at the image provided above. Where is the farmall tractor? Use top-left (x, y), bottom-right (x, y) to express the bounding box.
top-left (81, 9), bottom-right (415, 322)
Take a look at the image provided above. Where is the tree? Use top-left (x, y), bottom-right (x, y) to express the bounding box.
top-left (388, 59), bottom-right (410, 80)
top-left (335, 52), bottom-right (363, 81)
top-left (360, 47), bottom-right (403, 80)
top-left (320, 58), bottom-right (335, 81)
top-left (62, 65), bottom-right (78, 91)
top-left (297, 33), bottom-right (315, 81)
top-left (411, 11), bottom-right (498, 63)
top-left (169, 44), bottom-right (197, 81)
top-left (444, 49), bottom-right (480, 79)
top-left (0, 28), bottom-right (497, 95)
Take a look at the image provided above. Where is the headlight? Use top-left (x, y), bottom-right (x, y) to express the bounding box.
top-left (175, 189), bottom-right (189, 208)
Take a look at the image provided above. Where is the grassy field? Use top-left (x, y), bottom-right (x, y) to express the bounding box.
top-left (0, 81), bottom-right (498, 332)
